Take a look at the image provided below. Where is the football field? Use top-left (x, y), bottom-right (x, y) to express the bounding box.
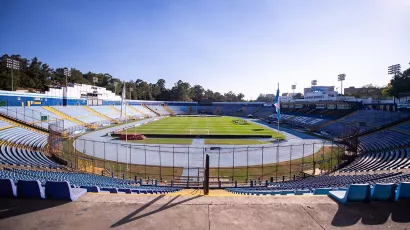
top-left (121, 116), bottom-right (285, 139)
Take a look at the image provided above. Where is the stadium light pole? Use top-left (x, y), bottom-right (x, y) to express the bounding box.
top-left (63, 68), bottom-right (72, 89)
top-left (291, 84), bottom-right (296, 97)
top-left (311, 80), bottom-right (317, 92)
top-left (388, 64), bottom-right (401, 76)
top-left (92, 76), bottom-right (98, 86)
top-left (129, 87), bottom-right (133, 100)
top-left (388, 64), bottom-right (401, 104)
top-left (6, 58), bottom-right (20, 91)
top-left (338, 74), bottom-right (346, 95)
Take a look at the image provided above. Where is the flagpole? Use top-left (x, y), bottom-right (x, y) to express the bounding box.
top-left (276, 83), bottom-right (280, 143)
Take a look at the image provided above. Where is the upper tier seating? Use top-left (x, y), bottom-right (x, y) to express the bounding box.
top-left (322, 110), bottom-right (410, 135)
top-left (112, 105), bottom-right (144, 117)
top-left (270, 114), bottom-right (329, 128)
top-left (148, 105), bottom-right (169, 115)
top-left (167, 106), bottom-right (189, 115)
top-left (54, 106), bottom-right (106, 123)
top-left (253, 107), bottom-right (275, 118)
top-left (132, 105), bottom-right (157, 116)
top-left (90, 106), bottom-right (121, 119)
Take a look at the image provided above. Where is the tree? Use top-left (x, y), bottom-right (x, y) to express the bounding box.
top-left (171, 80), bottom-right (192, 101)
top-left (255, 94), bottom-right (275, 102)
top-left (0, 53), bottom-right (262, 102)
top-left (224, 91), bottom-right (237, 102)
top-left (191, 85), bottom-right (205, 102)
top-left (237, 93), bottom-right (245, 101)
top-left (389, 65), bottom-right (410, 99)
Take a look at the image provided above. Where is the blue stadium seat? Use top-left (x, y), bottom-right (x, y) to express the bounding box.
top-left (370, 183), bottom-right (395, 201)
top-left (395, 182), bottom-right (410, 201)
top-left (80, 186), bottom-right (100, 193)
top-left (101, 187), bottom-right (119, 193)
top-left (328, 184), bottom-right (370, 204)
top-left (313, 188), bottom-right (333, 195)
top-left (0, 178), bottom-right (17, 197)
top-left (295, 189), bottom-right (311, 195)
top-left (45, 181), bottom-right (87, 201)
top-left (17, 180), bottom-right (45, 199)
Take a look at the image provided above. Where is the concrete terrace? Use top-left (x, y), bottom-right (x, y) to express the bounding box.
top-left (1, 193), bottom-right (409, 230)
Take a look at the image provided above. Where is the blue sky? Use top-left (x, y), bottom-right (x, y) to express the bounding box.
top-left (1, 0), bottom-right (409, 99)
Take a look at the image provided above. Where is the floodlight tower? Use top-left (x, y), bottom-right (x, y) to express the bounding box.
top-left (62, 68), bottom-right (72, 106)
top-left (338, 74), bottom-right (346, 95)
top-left (6, 58), bottom-right (20, 91)
top-left (311, 80), bottom-right (317, 91)
top-left (388, 64), bottom-right (401, 104)
top-left (388, 64), bottom-right (401, 76)
top-left (63, 68), bottom-right (71, 88)
top-left (129, 87), bottom-right (133, 100)
top-left (291, 84), bottom-right (296, 97)
top-left (92, 77), bottom-right (98, 86)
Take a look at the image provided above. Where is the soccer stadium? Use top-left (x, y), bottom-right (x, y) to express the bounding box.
top-left (1, 1), bottom-right (410, 230)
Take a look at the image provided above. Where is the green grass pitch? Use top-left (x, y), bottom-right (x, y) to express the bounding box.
top-left (121, 116), bottom-right (285, 139)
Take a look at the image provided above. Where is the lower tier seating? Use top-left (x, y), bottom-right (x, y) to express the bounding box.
top-left (0, 168), bottom-right (181, 194)
top-left (226, 172), bottom-right (410, 196)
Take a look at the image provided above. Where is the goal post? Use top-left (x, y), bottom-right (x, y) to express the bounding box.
top-left (189, 129), bottom-right (210, 135)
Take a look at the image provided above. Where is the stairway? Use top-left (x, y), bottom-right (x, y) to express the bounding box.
top-left (42, 106), bottom-right (88, 127)
top-left (83, 106), bottom-right (114, 122)
top-left (216, 106), bottom-right (221, 114)
top-left (0, 125), bottom-right (14, 131)
top-left (163, 105), bottom-right (174, 115)
top-left (109, 106), bottom-right (124, 115)
top-left (143, 104), bottom-right (160, 116)
top-left (127, 105), bottom-right (148, 117)
top-left (0, 116), bottom-right (48, 135)
top-left (252, 107), bottom-right (265, 115)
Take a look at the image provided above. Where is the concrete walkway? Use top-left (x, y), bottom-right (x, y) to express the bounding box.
top-left (1, 194), bottom-right (409, 230)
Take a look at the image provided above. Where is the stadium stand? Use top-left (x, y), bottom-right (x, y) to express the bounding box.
top-left (269, 114), bottom-right (330, 129)
top-left (148, 105), bottom-right (170, 116)
top-left (111, 105), bottom-right (143, 118)
top-left (340, 148), bottom-right (410, 172)
top-left (53, 106), bottom-right (107, 124)
top-left (166, 105), bottom-right (189, 115)
top-left (142, 104), bottom-right (161, 116)
top-left (226, 172), bottom-right (410, 197)
top-left (0, 169), bottom-right (182, 197)
top-left (133, 105), bottom-right (157, 117)
top-left (391, 121), bottom-right (410, 135)
top-left (253, 107), bottom-right (275, 118)
top-left (322, 110), bottom-right (410, 135)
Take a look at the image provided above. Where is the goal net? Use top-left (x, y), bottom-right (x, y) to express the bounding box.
top-left (189, 129), bottom-right (210, 135)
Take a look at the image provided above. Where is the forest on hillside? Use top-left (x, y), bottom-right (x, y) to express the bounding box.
top-left (1, 54), bottom-right (408, 102)
top-left (0, 54), bottom-right (277, 102)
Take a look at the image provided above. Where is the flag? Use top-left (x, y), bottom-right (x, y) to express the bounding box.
top-left (274, 84), bottom-right (280, 120)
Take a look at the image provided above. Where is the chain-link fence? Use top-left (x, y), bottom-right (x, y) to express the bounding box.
top-left (48, 117), bottom-right (359, 187)
top-left (58, 138), bottom-right (353, 186)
